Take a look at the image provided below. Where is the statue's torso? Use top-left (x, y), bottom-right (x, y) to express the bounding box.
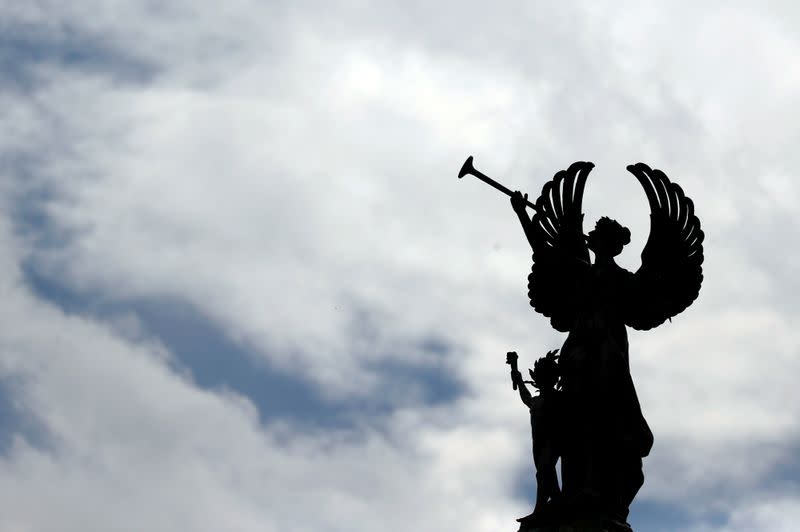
top-left (561, 261), bottom-right (633, 383)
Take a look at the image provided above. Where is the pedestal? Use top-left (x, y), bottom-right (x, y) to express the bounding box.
top-left (520, 518), bottom-right (633, 532)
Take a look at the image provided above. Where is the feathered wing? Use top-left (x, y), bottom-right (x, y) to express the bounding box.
top-left (624, 163), bottom-right (705, 330)
top-left (527, 162), bottom-right (593, 332)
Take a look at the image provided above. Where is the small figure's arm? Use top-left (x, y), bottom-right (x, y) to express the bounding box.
top-left (507, 351), bottom-right (534, 408)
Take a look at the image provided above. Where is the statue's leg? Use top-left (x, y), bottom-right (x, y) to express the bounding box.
top-left (534, 463), bottom-right (560, 508)
top-left (533, 471), bottom-right (548, 513)
top-left (597, 448), bottom-right (644, 522)
top-left (619, 456), bottom-right (644, 510)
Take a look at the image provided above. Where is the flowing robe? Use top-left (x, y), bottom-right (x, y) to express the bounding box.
top-left (557, 259), bottom-right (653, 520)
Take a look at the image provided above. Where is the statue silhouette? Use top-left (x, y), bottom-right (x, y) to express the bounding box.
top-left (507, 350), bottom-right (562, 528)
top-left (460, 159), bottom-right (705, 531)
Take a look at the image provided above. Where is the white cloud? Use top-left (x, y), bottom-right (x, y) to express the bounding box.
top-left (0, 215), bottom-right (533, 532)
top-left (1, 1), bottom-right (800, 531)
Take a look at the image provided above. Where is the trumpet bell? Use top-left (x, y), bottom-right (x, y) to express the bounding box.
top-left (458, 155), bottom-right (475, 179)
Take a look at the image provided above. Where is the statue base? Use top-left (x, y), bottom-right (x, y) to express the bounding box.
top-left (514, 492), bottom-right (635, 532)
top-left (519, 518), bottom-right (632, 532)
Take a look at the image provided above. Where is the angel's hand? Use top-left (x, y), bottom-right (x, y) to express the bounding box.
top-left (510, 191), bottom-right (528, 214)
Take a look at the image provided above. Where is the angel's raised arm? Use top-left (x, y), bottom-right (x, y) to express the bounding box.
top-left (511, 191), bottom-right (538, 249)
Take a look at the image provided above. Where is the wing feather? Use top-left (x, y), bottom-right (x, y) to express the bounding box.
top-left (625, 163), bottom-right (705, 330)
top-left (526, 162), bottom-right (593, 331)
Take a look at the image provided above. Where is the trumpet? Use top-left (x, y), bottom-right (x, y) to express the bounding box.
top-left (458, 156), bottom-right (538, 211)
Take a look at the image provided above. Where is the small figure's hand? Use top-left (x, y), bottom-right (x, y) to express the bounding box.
top-left (510, 191), bottom-right (528, 213)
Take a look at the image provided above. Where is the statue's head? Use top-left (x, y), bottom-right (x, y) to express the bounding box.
top-left (530, 349), bottom-right (560, 392)
top-left (587, 217), bottom-right (631, 259)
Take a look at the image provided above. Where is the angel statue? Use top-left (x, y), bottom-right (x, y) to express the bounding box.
top-left (458, 158), bottom-right (704, 531)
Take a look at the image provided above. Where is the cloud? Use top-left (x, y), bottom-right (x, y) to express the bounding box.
top-left (0, 213), bottom-right (533, 532)
top-left (1, 1), bottom-right (800, 531)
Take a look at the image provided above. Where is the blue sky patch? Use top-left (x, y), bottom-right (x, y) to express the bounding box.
top-left (21, 260), bottom-right (465, 432)
top-left (0, 24), bottom-right (154, 90)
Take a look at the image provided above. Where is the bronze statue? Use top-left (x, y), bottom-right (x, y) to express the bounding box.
top-left (459, 159), bottom-right (705, 531)
top-left (507, 350), bottom-right (562, 527)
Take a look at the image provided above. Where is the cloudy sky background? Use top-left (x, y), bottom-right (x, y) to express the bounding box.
top-left (1, 1), bottom-right (799, 531)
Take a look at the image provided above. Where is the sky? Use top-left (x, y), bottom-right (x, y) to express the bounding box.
top-left (0, 1), bottom-right (799, 531)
